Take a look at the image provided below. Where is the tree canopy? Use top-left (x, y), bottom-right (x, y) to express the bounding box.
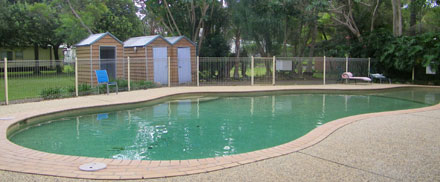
top-left (0, 0), bottom-right (439, 80)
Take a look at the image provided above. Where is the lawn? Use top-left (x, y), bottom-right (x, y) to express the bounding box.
top-left (0, 73), bottom-right (74, 102)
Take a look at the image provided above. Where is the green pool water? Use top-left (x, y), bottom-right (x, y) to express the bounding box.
top-left (8, 88), bottom-right (440, 160)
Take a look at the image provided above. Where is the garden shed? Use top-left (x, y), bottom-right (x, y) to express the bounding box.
top-left (123, 35), bottom-right (172, 85)
top-left (75, 32), bottom-right (124, 86)
top-left (165, 36), bottom-right (196, 85)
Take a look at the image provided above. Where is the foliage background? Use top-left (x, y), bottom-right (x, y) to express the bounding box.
top-left (1, 0), bottom-right (440, 83)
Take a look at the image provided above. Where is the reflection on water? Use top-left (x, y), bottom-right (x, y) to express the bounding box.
top-left (10, 88), bottom-right (440, 160)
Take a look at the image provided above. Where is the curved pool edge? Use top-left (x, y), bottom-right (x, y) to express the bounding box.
top-left (0, 84), bottom-right (439, 180)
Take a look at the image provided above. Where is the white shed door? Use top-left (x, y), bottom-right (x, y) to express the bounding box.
top-left (153, 47), bottom-right (168, 84)
top-left (178, 47), bottom-right (191, 84)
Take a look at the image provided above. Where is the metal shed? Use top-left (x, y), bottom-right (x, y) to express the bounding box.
top-left (75, 32), bottom-right (124, 86)
top-left (124, 35), bottom-right (172, 85)
top-left (165, 36), bottom-right (197, 85)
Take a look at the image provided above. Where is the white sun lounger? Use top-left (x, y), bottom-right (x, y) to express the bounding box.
top-left (341, 72), bottom-right (372, 84)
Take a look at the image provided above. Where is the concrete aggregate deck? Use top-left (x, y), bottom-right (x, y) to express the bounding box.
top-left (0, 84), bottom-right (439, 181)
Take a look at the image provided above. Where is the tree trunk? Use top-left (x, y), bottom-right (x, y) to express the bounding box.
top-left (282, 16), bottom-right (288, 57)
top-left (233, 29), bottom-right (241, 79)
top-left (371, 0), bottom-right (380, 32)
top-left (67, 0), bottom-right (93, 35)
top-left (297, 23), bottom-right (313, 77)
top-left (264, 35), bottom-right (273, 77)
top-left (306, 18), bottom-right (318, 73)
top-left (241, 59), bottom-right (247, 79)
top-left (330, 0), bottom-right (363, 41)
top-left (291, 21), bottom-right (304, 77)
top-left (49, 46), bottom-right (53, 69)
top-left (53, 44), bottom-right (62, 73)
top-left (297, 24), bottom-right (305, 56)
top-left (409, 0), bottom-right (417, 35)
top-left (193, 3), bottom-right (209, 55)
top-left (33, 43), bottom-right (40, 74)
top-left (163, 0), bottom-right (182, 35)
top-left (197, 21), bottom-right (205, 56)
top-left (392, 0), bottom-right (402, 36)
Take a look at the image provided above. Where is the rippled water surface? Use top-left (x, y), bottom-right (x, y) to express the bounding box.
top-left (9, 88), bottom-right (440, 160)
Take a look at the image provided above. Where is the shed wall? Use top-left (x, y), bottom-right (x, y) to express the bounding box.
top-left (124, 47), bottom-right (147, 81)
top-left (76, 46), bottom-right (92, 84)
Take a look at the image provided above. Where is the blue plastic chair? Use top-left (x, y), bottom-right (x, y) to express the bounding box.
top-left (95, 70), bottom-right (118, 95)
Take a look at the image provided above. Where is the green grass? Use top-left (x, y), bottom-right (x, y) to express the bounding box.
top-left (228, 67), bottom-right (268, 78)
top-left (313, 72), bottom-right (323, 79)
top-left (0, 74), bottom-right (74, 102)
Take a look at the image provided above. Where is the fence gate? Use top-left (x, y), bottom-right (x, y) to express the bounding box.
top-left (178, 47), bottom-right (191, 84)
top-left (153, 47), bottom-right (168, 84)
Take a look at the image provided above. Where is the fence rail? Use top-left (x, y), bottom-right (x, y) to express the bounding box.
top-left (1, 56), bottom-right (374, 105)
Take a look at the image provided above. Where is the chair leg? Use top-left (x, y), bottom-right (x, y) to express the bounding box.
top-left (106, 84), bottom-right (109, 95)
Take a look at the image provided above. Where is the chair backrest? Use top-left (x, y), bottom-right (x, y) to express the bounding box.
top-left (341, 72), bottom-right (353, 79)
top-left (95, 70), bottom-right (109, 83)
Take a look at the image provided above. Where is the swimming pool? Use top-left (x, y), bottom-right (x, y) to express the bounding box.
top-left (8, 87), bottom-right (440, 160)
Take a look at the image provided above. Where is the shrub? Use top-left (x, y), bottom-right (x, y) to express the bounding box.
top-left (63, 65), bottom-right (74, 74)
top-left (67, 84), bottom-right (93, 96)
top-left (116, 79), bottom-right (129, 90)
top-left (40, 87), bottom-right (64, 100)
top-left (132, 80), bottom-right (156, 90)
top-left (113, 79), bottom-right (156, 91)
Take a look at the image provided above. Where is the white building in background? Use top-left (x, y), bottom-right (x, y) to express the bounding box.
top-left (62, 44), bottom-right (76, 63)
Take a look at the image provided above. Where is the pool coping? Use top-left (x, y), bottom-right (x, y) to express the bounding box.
top-left (0, 85), bottom-right (439, 180)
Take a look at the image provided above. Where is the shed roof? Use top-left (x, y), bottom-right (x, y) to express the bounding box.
top-left (165, 36), bottom-right (196, 46)
top-left (75, 32), bottom-right (123, 47)
top-left (124, 35), bottom-right (171, 48)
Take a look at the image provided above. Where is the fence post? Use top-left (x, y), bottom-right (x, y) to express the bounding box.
top-left (323, 56), bottom-right (326, 85)
top-left (412, 67), bottom-right (415, 82)
top-left (251, 56), bottom-right (254, 86)
top-left (75, 57), bottom-right (78, 97)
top-left (197, 56), bottom-right (200, 87)
top-left (127, 57), bottom-right (131, 91)
top-left (4, 58), bottom-right (8, 105)
top-left (168, 57), bottom-right (171, 87)
top-left (272, 56), bottom-right (276, 85)
top-left (345, 56), bottom-right (349, 84)
top-left (368, 57), bottom-right (371, 77)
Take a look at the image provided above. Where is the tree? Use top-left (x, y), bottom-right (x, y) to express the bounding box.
top-left (423, 5), bottom-right (440, 32)
top-left (226, 0), bottom-right (246, 79)
top-left (54, 0), bottom-right (143, 45)
top-left (66, 0), bottom-right (93, 35)
top-left (328, 0), bottom-right (381, 41)
top-left (26, 3), bottom-right (60, 73)
top-left (392, 0), bottom-right (402, 36)
top-left (95, 0), bottom-right (144, 41)
top-left (136, 0), bottom-right (217, 54)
